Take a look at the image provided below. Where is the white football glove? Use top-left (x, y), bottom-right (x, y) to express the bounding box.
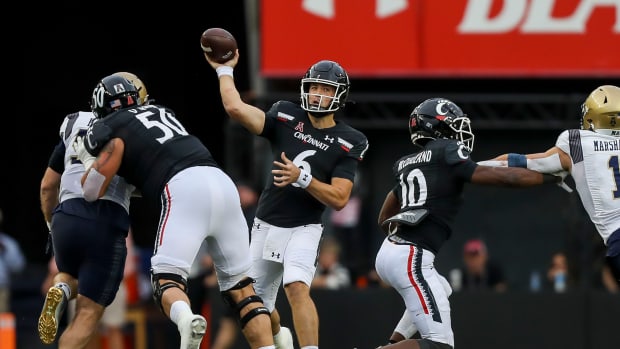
top-left (73, 135), bottom-right (96, 169)
top-left (553, 170), bottom-right (573, 193)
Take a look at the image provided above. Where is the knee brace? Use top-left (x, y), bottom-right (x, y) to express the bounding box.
top-left (220, 277), bottom-right (271, 329)
top-left (151, 272), bottom-right (187, 314)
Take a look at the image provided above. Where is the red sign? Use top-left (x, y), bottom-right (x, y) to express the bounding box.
top-left (260, 0), bottom-right (620, 77)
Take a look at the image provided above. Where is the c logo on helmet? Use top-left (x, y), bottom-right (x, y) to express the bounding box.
top-left (436, 102), bottom-right (448, 115)
top-left (457, 143), bottom-right (469, 160)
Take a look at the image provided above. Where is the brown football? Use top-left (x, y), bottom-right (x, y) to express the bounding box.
top-left (201, 28), bottom-right (237, 64)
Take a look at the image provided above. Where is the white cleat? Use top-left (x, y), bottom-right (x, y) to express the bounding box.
top-left (179, 314), bottom-right (207, 349)
top-left (274, 326), bottom-right (294, 349)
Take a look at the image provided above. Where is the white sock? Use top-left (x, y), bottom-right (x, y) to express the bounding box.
top-left (169, 300), bottom-right (193, 325)
top-left (258, 346), bottom-right (276, 349)
top-left (54, 282), bottom-right (71, 299)
top-left (302, 346), bottom-right (318, 349)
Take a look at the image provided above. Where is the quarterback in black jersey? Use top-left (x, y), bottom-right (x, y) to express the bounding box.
top-left (207, 52), bottom-right (368, 349)
top-left (375, 98), bottom-right (561, 349)
top-left (77, 74), bottom-right (275, 349)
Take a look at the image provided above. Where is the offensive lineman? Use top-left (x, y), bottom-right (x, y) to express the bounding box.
top-left (76, 74), bottom-right (275, 349)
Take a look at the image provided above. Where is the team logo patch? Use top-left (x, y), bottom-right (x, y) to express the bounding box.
top-left (295, 122), bottom-right (304, 132)
top-left (113, 83), bottom-right (126, 94)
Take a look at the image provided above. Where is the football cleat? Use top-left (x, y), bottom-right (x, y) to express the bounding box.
top-left (179, 314), bottom-right (207, 349)
top-left (274, 326), bottom-right (294, 349)
top-left (38, 286), bottom-right (67, 344)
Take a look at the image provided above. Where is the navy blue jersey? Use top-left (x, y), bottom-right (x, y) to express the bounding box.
top-left (84, 104), bottom-right (219, 204)
top-left (391, 139), bottom-right (477, 253)
top-left (256, 101), bottom-right (369, 227)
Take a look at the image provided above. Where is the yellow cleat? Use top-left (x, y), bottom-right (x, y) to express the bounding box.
top-left (38, 287), bottom-right (67, 344)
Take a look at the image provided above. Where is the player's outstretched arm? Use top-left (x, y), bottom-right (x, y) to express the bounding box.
top-left (471, 165), bottom-right (561, 187)
top-left (81, 138), bottom-right (124, 201)
top-left (205, 50), bottom-right (266, 135)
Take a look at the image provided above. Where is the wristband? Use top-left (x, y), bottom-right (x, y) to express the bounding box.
top-left (216, 66), bottom-right (234, 78)
top-left (507, 153), bottom-right (527, 168)
top-left (296, 169), bottom-right (313, 189)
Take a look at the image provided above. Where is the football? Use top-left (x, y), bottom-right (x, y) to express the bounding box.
top-left (201, 28), bottom-right (237, 64)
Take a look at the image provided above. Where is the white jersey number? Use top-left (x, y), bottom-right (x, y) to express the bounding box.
top-left (399, 169), bottom-right (428, 208)
top-left (291, 150), bottom-right (316, 188)
top-left (135, 108), bottom-right (188, 144)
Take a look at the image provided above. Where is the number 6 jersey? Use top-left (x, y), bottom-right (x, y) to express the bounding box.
top-left (256, 101), bottom-right (369, 227)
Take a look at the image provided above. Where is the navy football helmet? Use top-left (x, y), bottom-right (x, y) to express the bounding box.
top-left (300, 60), bottom-right (350, 116)
top-left (91, 74), bottom-right (140, 118)
top-left (409, 98), bottom-right (474, 151)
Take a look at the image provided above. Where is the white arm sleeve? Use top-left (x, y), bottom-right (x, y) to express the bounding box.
top-left (526, 153), bottom-right (564, 173)
top-left (477, 160), bottom-right (508, 167)
top-left (82, 168), bottom-right (106, 202)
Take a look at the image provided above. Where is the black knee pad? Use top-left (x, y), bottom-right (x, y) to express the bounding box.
top-left (151, 272), bottom-right (187, 314)
top-left (220, 277), bottom-right (270, 329)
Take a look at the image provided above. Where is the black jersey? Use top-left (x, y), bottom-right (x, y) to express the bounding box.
top-left (390, 139), bottom-right (477, 253)
top-left (84, 104), bottom-right (218, 204)
top-left (256, 101), bottom-right (369, 227)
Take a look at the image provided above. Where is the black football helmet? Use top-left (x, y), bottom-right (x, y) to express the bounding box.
top-left (300, 60), bottom-right (350, 116)
top-left (91, 74), bottom-right (140, 118)
top-left (409, 98), bottom-right (475, 151)
top-left (580, 85), bottom-right (620, 136)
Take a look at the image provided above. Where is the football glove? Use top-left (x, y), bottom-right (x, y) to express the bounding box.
top-left (73, 135), bottom-right (96, 169)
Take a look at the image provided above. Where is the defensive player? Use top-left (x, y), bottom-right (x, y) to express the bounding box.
top-left (479, 85), bottom-right (620, 284)
top-left (37, 71), bottom-right (145, 347)
top-left (374, 98), bottom-right (563, 349)
top-left (205, 51), bottom-right (369, 349)
top-left (77, 74), bottom-right (275, 349)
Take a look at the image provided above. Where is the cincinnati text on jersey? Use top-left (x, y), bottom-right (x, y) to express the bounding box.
top-left (398, 150), bottom-right (432, 171)
top-left (294, 131), bottom-right (330, 151)
top-left (593, 139), bottom-right (620, 152)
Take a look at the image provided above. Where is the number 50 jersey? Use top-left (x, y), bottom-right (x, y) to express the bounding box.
top-left (84, 104), bottom-right (218, 204)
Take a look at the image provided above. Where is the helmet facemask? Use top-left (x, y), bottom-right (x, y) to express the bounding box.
top-left (300, 78), bottom-right (347, 115)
